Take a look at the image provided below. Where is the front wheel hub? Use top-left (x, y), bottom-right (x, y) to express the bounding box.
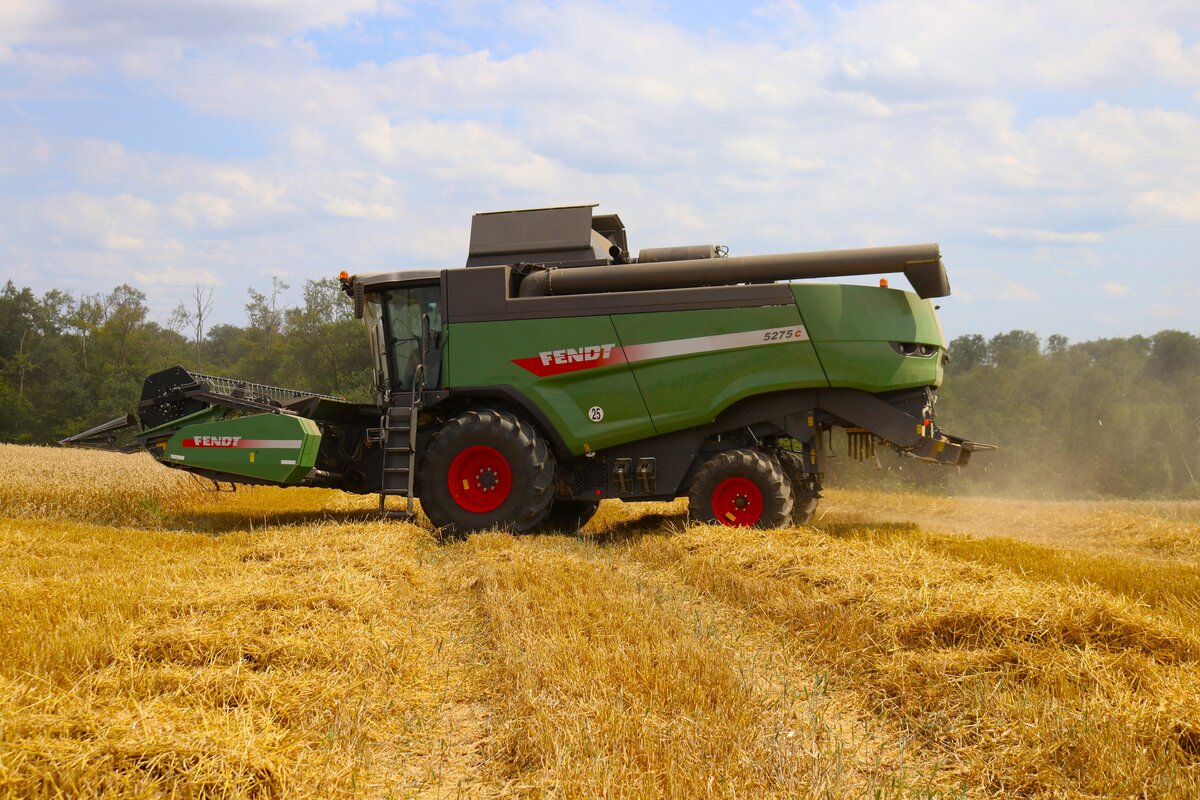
top-left (712, 477), bottom-right (764, 527)
top-left (448, 445), bottom-right (513, 513)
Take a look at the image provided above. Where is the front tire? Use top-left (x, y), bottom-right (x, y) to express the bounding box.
top-left (688, 449), bottom-right (794, 528)
top-left (417, 408), bottom-right (555, 536)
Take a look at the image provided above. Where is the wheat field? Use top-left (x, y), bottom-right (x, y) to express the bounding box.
top-left (2, 443), bottom-right (1199, 798)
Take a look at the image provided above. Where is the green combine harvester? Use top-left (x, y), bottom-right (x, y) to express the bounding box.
top-left (65, 205), bottom-right (992, 534)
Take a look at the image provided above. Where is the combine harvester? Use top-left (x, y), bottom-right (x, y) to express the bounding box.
top-left (65, 205), bottom-right (992, 534)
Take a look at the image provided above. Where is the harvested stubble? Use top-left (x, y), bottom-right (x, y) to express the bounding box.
top-left (2, 444), bottom-right (1199, 798)
top-left (824, 488), bottom-right (1200, 560)
top-left (617, 524), bottom-right (1200, 797)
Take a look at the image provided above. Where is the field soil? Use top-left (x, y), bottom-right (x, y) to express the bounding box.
top-left (2, 443), bottom-right (1200, 798)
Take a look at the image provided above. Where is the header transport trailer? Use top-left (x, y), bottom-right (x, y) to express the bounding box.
top-left (65, 205), bottom-right (992, 535)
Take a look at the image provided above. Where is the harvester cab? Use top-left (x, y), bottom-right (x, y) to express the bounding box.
top-left (65, 204), bottom-right (993, 535)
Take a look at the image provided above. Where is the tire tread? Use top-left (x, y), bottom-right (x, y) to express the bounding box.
top-left (687, 448), bottom-right (794, 528)
top-left (417, 407), bottom-right (555, 535)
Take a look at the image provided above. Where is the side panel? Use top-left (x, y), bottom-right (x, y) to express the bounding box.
top-left (162, 414), bottom-right (322, 485)
top-left (611, 305), bottom-right (828, 435)
top-left (793, 284), bottom-right (946, 392)
top-left (446, 317), bottom-right (656, 455)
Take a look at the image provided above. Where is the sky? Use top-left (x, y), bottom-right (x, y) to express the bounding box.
top-left (1, 0), bottom-right (1198, 342)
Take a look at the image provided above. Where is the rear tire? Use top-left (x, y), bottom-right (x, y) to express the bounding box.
top-left (533, 499), bottom-right (600, 533)
top-left (417, 408), bottom-right (555, 536)
top-left (688, 449), bottom-right (794, 528)
top-left (777, 450), bottom-right (821, 525)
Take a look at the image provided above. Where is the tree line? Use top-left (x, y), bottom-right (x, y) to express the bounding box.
top-left (2, 278), bottom-right (1197, 498)
top-left (830, 328), bottom-right (1200, 498)
top-left (0, 279), bottom-right (373, 446)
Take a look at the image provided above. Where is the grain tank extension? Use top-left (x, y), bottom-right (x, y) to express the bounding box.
top-left (64, 205), bottom-right (993, 534)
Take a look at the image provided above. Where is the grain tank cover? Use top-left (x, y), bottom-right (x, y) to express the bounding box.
top-left (466, 205), bottom-right (627, 268)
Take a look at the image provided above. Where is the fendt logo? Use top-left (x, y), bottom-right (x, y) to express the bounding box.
top-left (539, 344), bottom-right (616, 367)
top-left (513, 342), bottom-right (623, 377)
top-left (182, 435), bottom-right (243, 447)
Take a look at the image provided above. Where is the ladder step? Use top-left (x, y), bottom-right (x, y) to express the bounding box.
top-left (380, 397), bottom-right (420, 521)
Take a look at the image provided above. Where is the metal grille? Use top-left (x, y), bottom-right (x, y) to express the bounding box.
top-left (560, 455), bottom-right (607, 495)
top-left (191, 372), bottom-right (345, 403)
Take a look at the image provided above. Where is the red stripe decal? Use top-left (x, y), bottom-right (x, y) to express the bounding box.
top-left (512, 344), bottom-right (627, 377)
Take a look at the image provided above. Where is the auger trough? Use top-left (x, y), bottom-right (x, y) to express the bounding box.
top-left (65, 204), bottom-right (993, 534)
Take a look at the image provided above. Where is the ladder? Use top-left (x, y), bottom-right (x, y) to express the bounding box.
top-left (379, 364), bottom-right (424, 518)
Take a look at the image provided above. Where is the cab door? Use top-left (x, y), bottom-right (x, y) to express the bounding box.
top-left (366, 283), bottom-right (445, 400)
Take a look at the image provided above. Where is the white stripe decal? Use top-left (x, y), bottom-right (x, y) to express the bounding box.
top-left (170, 454), bottom-right (185, 461)
top-left (623, 326), bottom-right (808, 363)
top-left (280, 459), bottom-right (296, 465)
top-left (511, 325), bottom-right (810, 377)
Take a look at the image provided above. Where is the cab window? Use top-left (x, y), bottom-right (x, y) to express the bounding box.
top-left (363, 296), bottom-right (388, 395)
top-left (382, 284), bottom-right (441, 391)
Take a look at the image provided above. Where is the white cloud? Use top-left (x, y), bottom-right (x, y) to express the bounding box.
top-left (354, 118), bottom-right (564, 191)
top-left (1130, 189), bottom-right (1200, 223)
top-left (0, 0), bottom-right (49, 52)
top-left (1102, 281), bottom-right (1131, 297)
top-left (171, 193), bottom-right (236, 230)
top-left (998, 281), bottom-right (1039, 302)
top-left (5, 0), bottom-right (393, 51)
top-left (1030, 247), bottom-right (1102, 269)
top-left (828, 0), bottom-right (1200, 94)
top-left (133, 266), bottom-right (219, 287)
top-left (320, 196), bottom-right (397, 220)
top-left (752, 1), bottom-right (816, 31)
top-left (1, 0), bottom-right (1199, 339)
top-left (0, 128), bottom-right (55, 174)
top-left (1148, 302), bottom-right (1191, 321)
top-left (986, 227), bottom-right (1105, 244)
top-left (36, 192), bottom-right (158, 250)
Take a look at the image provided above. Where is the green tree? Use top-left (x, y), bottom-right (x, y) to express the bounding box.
top-left (947, 333), bottom-right (989, 372)
top-left (988, 330), bottom-right (1040, 369)
top-left (282, 278), bottom-right (373, 399)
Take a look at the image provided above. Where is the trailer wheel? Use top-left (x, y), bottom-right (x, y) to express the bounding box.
top-left (776, 450), bottom-right (821, 526)
top-left (418, 408), bottom-right (556, 536)
top-left (533, 500), bottom-right (600, 533)
top-left (688, 449), bottom-right (794, 528)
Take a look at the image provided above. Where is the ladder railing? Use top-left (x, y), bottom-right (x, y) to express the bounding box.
top-left (379, 363), bottom-right (425, 518)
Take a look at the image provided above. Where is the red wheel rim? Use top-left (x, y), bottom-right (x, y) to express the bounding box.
top-left (711, 477), bottom-right (764, 527)
top-left (447, 445), bottom-right (513, 513)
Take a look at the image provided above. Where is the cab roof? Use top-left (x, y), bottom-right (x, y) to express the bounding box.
top-left (353, 269), bottom-right (442, 290)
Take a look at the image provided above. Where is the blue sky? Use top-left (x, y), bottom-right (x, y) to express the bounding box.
top-left (1, 0), bottom-right (1198, 341)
